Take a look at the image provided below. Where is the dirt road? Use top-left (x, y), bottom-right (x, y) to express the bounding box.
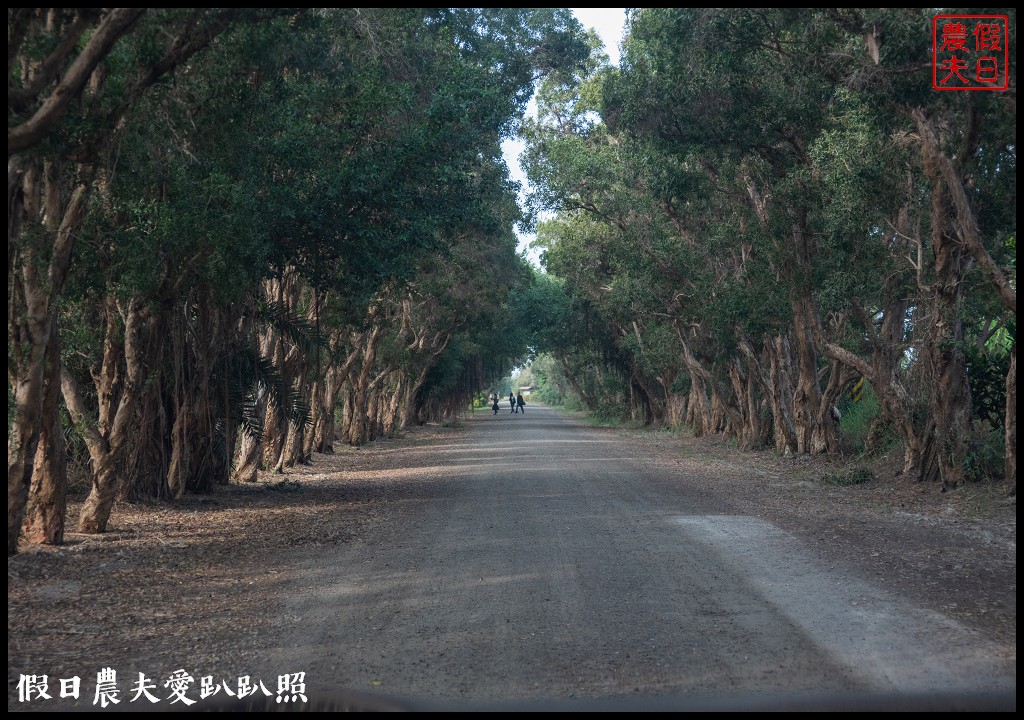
top-left (8, 404), bottom-right (1016, 711)
top-left (262, 405), bottom-right (1016, 708)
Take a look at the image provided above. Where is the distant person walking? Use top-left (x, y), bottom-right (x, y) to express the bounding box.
top-left (491, 392), bottom-right (499, 415)
top-left (509, 392), bottom-right (517, 414)
top-left (516, 391), bottom-right (526, 414)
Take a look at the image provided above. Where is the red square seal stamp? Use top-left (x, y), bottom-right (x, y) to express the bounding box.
top-left (933, 14), bottom-right (1010, 91)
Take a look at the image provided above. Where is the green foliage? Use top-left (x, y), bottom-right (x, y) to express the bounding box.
top-left (964, 422), bottom-right (1007, 483)
top-left (225, 345), bottom-right (311, 441)
top-left (964, 331), bottom-right (1013, 429)
top-left (256, 300), bottom-right (323, 361)
top-left (839, 381), bottom-right (882, 454)
top-left (520, 5), bottom-right (1015, 480)
top-left (507, 269), bottom-right (575, 358)
top-left (12, 7), bottom-right (1015, 510)
top-left (520, 355), bottom-right (568, 406)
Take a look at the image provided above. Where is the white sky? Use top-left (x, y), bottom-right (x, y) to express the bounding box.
top-left (571, 7), bottom-right (626, 66)
top-left (503, 8), bottom-right (627, 266)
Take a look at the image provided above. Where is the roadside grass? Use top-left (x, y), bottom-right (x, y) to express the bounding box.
top-left (948, 480), bottom-right (1018, 519)
top-left (819, 466), bottom-right (875, 486)
top-left (582, 415), bottom-right (646, 429)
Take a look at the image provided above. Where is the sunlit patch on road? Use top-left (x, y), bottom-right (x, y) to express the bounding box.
top-left (672, 516), bottom-right (1014, 693)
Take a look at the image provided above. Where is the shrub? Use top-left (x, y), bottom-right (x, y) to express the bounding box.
top-left (964, 421), bottom-right (1006, 482)
top-left (839, 381), bottom-right (886, 454)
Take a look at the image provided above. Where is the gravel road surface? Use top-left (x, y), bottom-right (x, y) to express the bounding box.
top-left (264, 405), bottom-right (1015, 710)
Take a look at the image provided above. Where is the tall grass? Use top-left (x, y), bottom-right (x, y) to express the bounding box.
top-left (839, 381), bottom-right (883, 454)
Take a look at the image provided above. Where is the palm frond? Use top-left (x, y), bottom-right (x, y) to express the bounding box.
top-left (259, 299), bottom-right (324, 359)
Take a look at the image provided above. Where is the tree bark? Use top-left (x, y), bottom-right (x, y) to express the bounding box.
top-left (772, 335), bottom-right (800, 454)
top-left (232, 386), bottom-right (267, 484)
top-left (347, 324), bottom-right (383, 446)
top-left (813, 300), bottom-right (934, 479)
top-left (314, 340), bottom-right (362, 452)
top-left (815, 358), bottom-right (850, 455)
top-left (8, 181), bottom-right (86, 554)
top-left (747, 335), bottom-right (796, 454)
top-left (166, 306), bottom-right (191, 497)
top-left (383, 375), bottom-right (405, 437)
top-left (65, 297), bottom-right (145, 533)
top-left (913, 110), bottom-right (1015, 314)
top-left (261, 335), bottom-right (289, 471)
top-left (302, 377), bottom-right (320, 461)
top-left (679, 337), bottom-right (714, 436)
top-left (924, 182), bottom-right (973, 489)
top-left (282, 418), bottom-right (306, 466)
top-left (399, 332), bottom-right (451, 429)
top-left (790, 296), bottom-right (823, 454)
top-left (1005, 345), bottom-right (1016, 494)
top-left (22, 320), bottom-right (66, 545)
top-left (729, 356), bottom-right (768, 450)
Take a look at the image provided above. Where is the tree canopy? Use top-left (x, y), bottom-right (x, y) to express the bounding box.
top-left (7, 8), bottom-right (1015, 556)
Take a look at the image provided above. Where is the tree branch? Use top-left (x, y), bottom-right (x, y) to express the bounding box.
top-left (913, 109), bottom-right (1016, 312)
top-left (8, 8), bottom-right (146, 155)
top-left (9, 11), bottom-right (95, 113)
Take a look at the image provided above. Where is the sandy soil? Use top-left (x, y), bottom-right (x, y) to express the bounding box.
top-left (7, 405), bottom-right (1015, 711)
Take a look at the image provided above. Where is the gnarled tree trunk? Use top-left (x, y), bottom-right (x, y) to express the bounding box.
top-left (922, 182), bottom-right (973, 489)
top-left (23, 321), bottom-right (66, 544)
top-left (63, 297), bottom-right (146, 533)
top-left (232, 386), bottom-right (268, 484)
top-left (8, 174), bottom-right (86, 554)
top-left (346, 324), bottom-right (383, 446)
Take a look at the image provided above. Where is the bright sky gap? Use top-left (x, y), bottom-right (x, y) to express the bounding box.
top-left (503, 8), bottom-right (627, 267)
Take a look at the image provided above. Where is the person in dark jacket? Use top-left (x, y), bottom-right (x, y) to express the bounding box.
top-left (516, 391), bottom-right (526, 414)
top-left (509, 392), bottom-right (517, 414)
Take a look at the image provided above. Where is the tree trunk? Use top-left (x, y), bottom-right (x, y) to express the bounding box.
top-left (709, 392), bottom-right (729, 434)
top-left (314, 338), bottom-right (362, 452)
top-left (67, 298), bottom-right (145, 533)
top-left (23, 321), bottom-right (66, 545)
top-left (166, 393), bottom-right (190, 496)
top-left (347, 325), bottom-right (383, 446)
top-left (8, 177), bottom-right (86, 554)
top-left (685, 375), bottom-right (712, 436)
top-left (314, 366), bottom-right (342, 452)
top-left (728, 356), bottom-right (767, 450)
top-left (814, 358), bottom-right (849, 455)
top-left (814, 300), bottom-right (934, 480)
top-left (791, 297), bottom-right (823, 454)
top-left (303, 395), bottom-right (319, 461)
top-left (659, 375), bottom-right (687, 429)
top-left (261, 340), bottom-right (289, 470)
top-left (187, 298), bottom-right (218, 491)
top-left (232, 385), bottom-right (267, 483)
top-left (312, 374), bottom-right (335, 453)
top-left (914, 110), bottom-right (978, 489)
top-left (366, 388), bottom-right (381, 442)
top-left (680, 338), bottom-right (715, 436)
top-left (738, 334), bottom-right (795, 454)
top-left (167, 311), bottom-right (191, 497)
top-left (559, 356), bottom-right (598, 413)
top-left (282, 419), bottom-right (306, 466)
top-left (767, 335), bottom-right (799, 453)
top-left (924, 198), bottom-right (973, 489)
top-left (1005, 345), bottom-right (1016, 494)
top-left (383, 375), bottom-right (405, 437)
top-left (629, 374), bottom-right (655, 426)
